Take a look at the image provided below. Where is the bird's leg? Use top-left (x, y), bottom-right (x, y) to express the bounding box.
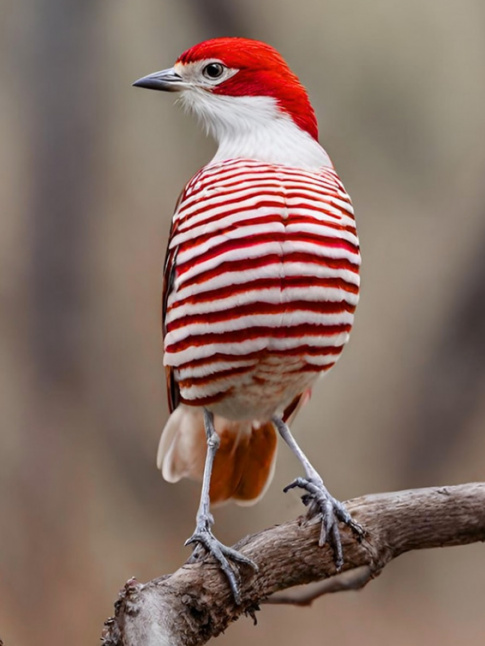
top-left (272, 416), bottom-right (364, 569)
top-left (185, 409), bottom-right (257, 604)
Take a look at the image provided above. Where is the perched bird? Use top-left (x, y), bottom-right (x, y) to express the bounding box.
top-left (134, 37), bottom-right (362, 602)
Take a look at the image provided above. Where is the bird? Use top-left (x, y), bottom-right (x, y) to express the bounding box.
top-left (133, 37), bottom-right (362, 603)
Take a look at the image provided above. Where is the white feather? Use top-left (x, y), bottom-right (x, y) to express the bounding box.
top-left (178, 90), bottom-right (332, 170)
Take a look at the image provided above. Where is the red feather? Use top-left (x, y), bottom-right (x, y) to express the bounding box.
top-left (177, 37), bottom-right (319, 141)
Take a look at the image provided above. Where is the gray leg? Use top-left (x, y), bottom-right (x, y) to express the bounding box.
top-left (272, 416), bottom-right (363, 569)
top-left (185, 409), bottom-right (257, 604)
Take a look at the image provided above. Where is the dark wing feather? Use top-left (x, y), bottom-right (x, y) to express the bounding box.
top-left (162, 191), bottom-right (184, 413)
top-left (162, 252), bottom-right (179, 412)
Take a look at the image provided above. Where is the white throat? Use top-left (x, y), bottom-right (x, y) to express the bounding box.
top-left (178, 90), bottom-right (332, 170)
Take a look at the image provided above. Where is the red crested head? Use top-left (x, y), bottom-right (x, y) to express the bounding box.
top-left (133, 37), bottom-right (331, 168)
top-left (176, 38), bottom-right (319, 141)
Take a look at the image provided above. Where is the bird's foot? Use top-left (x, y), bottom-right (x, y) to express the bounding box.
top-left (284, 477), bottom-right (364, 569)
top-left (185, 518), bottom-right (258, 604)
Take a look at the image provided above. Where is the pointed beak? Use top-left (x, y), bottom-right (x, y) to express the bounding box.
top-left (133, 67), bottom-right (186, 92)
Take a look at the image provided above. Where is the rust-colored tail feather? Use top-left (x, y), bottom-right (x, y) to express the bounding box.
top-left (210, 420), bottom-right (277, 505)
top-left (157, 407), bottom-right (278, 506)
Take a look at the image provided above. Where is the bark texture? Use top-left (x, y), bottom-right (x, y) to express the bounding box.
top-left (102, 483), bottom-right (485, 646)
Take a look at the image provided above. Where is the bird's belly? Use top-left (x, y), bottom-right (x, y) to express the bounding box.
top-left (205, 350), bottom-right (318, 421)
top-left (166, 271), bottom-right (356, 420)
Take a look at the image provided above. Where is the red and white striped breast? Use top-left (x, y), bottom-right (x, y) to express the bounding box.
top-left (163, 158), bottom-right (360, 421)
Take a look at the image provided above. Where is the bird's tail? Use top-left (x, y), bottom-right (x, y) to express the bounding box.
top-left (157, 407), bottom-right (278, 506)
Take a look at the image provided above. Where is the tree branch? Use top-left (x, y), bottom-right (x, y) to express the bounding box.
top-left (102, 483), bottom-right (485, 646)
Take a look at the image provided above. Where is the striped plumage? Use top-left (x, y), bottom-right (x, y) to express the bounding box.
top-left (164, 158), bottom-right (359, 419)
top-left (134, 37), bottom-right (363, 599)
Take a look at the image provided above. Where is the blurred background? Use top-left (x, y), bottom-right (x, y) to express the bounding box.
top-left (1, 0), bottom-right (485, 644)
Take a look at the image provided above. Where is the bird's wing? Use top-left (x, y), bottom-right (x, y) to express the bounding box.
top-left (162, 189), bottom-right (185, 413)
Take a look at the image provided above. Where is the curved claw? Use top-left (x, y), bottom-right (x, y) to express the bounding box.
top-left (283, 476), bottom-right (363, 569)
top-left (185, 529), bottom-right (258, 604)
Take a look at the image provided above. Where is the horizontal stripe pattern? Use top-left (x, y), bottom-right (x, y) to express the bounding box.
top-left (163, 158), bottom-right (360, 417)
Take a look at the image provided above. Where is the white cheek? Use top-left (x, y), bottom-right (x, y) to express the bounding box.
top-left (176, 61), bottom-right (239, 91)
top-left (179, 90), bottom-right (277, 133)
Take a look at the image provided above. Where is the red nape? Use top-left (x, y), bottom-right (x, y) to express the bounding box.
top-left (177, 37), bottom-right (319, 141)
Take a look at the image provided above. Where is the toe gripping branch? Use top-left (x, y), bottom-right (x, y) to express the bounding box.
top-left (186, 411), bottom-right (362, 603)
top-left (273, 417), bottom-right (364, 570)
top-left (185, 409), bottom-right (258, 604)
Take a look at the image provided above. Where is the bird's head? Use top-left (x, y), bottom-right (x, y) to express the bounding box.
top-left (134, 38), bottom-right (329, 168)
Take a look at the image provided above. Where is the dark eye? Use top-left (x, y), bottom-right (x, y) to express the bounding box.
top-left (203, 62), bottom-right (225, 80)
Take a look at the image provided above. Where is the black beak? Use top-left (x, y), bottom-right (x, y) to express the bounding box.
top-left (133, 67), bottom-right (186, 92)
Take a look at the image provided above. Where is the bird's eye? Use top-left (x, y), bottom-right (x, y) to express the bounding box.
top-left (203, 62), bottom-right (225, 80)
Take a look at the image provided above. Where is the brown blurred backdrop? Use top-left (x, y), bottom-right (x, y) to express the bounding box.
top-left (1, 1), bottom-right (485, 644)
